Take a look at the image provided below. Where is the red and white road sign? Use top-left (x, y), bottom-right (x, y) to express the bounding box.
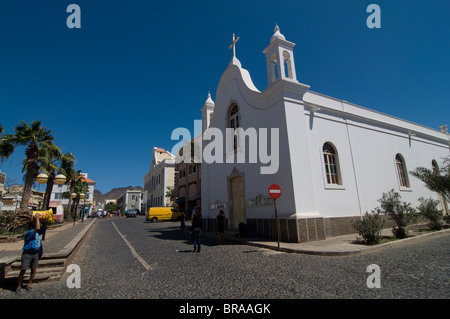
top-left (268, 184), bottom-right (282, 199)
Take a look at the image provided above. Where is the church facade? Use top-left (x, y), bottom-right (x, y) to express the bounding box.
top-left (200, 26), bottom-right (449, 243)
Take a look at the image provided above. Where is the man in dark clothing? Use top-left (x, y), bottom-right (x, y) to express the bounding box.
top-left (216, 210), bottom-right (225, 245)
top-left (16, 213), bottom-right (44, 294)
top-left (191, 209), bottom-right (202, 252)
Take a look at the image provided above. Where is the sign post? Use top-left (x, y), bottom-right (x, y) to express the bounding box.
top-left (268, 184), bottom-right (282, 251)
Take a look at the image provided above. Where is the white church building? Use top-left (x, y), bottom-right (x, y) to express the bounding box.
top-left (200, 26), bottom-right (449, 243)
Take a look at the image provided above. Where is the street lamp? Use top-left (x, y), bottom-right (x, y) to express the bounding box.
top-left (35, 174), bottom-right (47, 210)
top-left (54, 174), bottom-right (66, 185)
top-left (79, 193), bottom-right (86, 222)
top-left (36, 173), bottom-right (48, 185)
top-left (37, 173), bottom-right (66, 185)
top-left (36, 172), bottom-right (66, 212)
top-left (70, 192), bottom-right (77, 225)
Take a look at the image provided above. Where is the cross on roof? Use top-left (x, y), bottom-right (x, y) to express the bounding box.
top-left (228, 33), bottom-right (239, 58)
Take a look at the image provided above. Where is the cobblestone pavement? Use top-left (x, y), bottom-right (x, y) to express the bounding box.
top-left (1, 216), bottom-right (449, 299)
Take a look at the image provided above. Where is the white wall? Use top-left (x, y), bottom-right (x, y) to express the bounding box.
top-left (202, 62), bottom-right (449, 223)
top-left (303, 93), bottom-right (449, 218)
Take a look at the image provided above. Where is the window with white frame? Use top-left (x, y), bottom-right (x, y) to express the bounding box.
top-left (395, 154), bottom-right (410, 188)
top-left (323, 142), bottom-right (341, 185)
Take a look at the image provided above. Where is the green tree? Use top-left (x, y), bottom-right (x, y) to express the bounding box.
top-left (166, 187), bottom-right (175, 206)
top-left (106, 202), bottom-right (118, 214)
top-left (0, 120), bottom-right (55, 210)
top-left (71, 179), bottom-right (89, 222)
top-left (59, 153), bottom-right (81, 219)
top-left (411, 156), bottom-right (450, 203)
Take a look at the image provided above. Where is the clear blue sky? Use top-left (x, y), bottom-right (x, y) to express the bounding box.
top-left (1, 0), bottom-right (449, 194)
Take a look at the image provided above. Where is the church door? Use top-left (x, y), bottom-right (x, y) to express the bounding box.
top-left (230, 176), bottom-right (245, 230)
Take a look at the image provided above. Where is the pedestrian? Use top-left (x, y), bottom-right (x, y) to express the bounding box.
top-left (191, 209), bottom-right (203, 253)
top-left (180, 211), bottom-right (186, 231)
top-left (216, 210), bottom-right (225, 245)
top-left (16, 213), bottom-right (44, 294)
top-left (41, 221), bottom-right (47, 241)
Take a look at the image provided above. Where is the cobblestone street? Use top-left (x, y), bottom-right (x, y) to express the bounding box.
top-left (1, 216), bottom-right (449, 300)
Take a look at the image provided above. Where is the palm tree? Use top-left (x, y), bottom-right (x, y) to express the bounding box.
top-left (60, 154), bottom-right (81, 219)
top-left (40, 150), bottom-right (76, 210)
top-left (71, 179), bottom-right (89, 224)
top-left (0, 120), bottom-right (54, 210)
top-left (411, 155), bottom-right (450, 203)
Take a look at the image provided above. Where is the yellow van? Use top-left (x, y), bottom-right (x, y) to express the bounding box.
top-left (147, 207), bottom-right (183, 223)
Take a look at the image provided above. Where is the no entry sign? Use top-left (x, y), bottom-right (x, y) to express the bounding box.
top-left (268, 184), bottom-right (282, 199)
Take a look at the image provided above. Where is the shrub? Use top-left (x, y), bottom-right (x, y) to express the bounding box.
top-left (417, 197), bottom-right (443, 231)
top-left (444, 214), bottom-right (450, 224)
top-left (352, 210), bottom-right (385, 245)
top-left (378, 189), bottom-right (416, 239)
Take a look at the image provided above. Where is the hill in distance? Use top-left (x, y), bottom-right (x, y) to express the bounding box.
top-left (94, 186), bottom-right (143, 203)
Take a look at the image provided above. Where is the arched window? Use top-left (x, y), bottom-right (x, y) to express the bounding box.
top-left (229, 104), bottom-right (240, 151)
top-left (395, 154), bottom-right (410, 187)
top-left (431, 160), bottom-right (440, 174)
top-left (270, 53), bottom-right (278, 82)
top-left (283, 51), bottom-right (292, 79)
top-left (323, 142), bottom-right (341, 185)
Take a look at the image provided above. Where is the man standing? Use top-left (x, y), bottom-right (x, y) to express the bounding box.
top-left (191, 209), bottom-right (203, 253)
top-left (216, 210), bottom-right (225, 245)
top-left (16, 213), bottom-right (44, 294)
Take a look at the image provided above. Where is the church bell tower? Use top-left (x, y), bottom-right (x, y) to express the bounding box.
top-left (263, 25), bottom-right (298, 86)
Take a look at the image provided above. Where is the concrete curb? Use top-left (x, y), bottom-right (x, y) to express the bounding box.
top-left (46, 219), bottom-right (97, 259)
top-left (210, 227), bottom-right (450, 256)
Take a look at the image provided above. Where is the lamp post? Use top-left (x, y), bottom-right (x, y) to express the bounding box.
top-left (70, 192), bottom-right (77, 225)
top-left (70, 192), bottom-right (86, 225)
top-left (36, 172), bottom-right (66, 239)
top-left (79, 193), bottom-right (86, 222)
top-left (36, 172), bottom-right (66, 210)
top-left (36, 173), bottom-right (48, 211)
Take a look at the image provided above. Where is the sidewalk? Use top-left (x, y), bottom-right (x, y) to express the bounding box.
top-left (0, 219), bottom-right (96, 259)
top-left (0, 218), bottom-right (97, 284)
top-left (204, 226), bottom-right (450, 256)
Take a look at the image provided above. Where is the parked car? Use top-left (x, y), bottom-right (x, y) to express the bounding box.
top-left (125, 209), bottom-right (137, 218)
top-left (88, 211), bottom-right (101, 218)
top-left (146, 207), bottom-right (182, 222)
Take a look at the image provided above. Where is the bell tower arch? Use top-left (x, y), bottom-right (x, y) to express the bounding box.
top-left (263, 24), bottom-right (298, 86)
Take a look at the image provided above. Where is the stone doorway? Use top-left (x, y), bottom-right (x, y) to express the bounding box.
top-left (228, 168), bottom-right (246, 231)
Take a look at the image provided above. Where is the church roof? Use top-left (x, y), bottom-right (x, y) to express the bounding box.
top-left (271, 24), bottom-right (286, 42)
top-left (204, 92), bottom-right (215, 106)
